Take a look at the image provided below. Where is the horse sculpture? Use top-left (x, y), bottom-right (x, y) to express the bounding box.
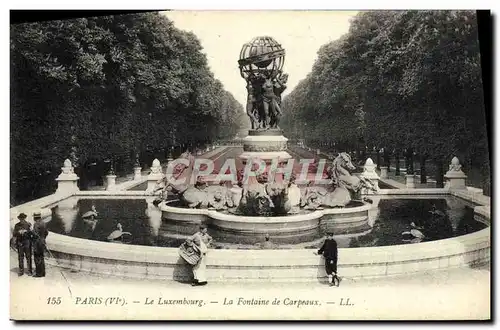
top-left (301, 152), bottom-right (378, 209)
top-left (154, 152), bottom-right (234, 210)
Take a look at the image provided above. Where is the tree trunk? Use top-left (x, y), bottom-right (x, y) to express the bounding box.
top-left (420, 156), bottom-right (427, 184)
top-left (384, 148), bottom-right (391, 172)
top-left (435, 159), bottom-right (444, 188)
top-left (406, 148), bottom-right (414, 175)
top-left (403, 150), bottom-right (407, 172)
top-left (395, 150), bottom-right (401, 176)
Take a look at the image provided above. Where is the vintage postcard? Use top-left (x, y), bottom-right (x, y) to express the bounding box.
top-left (9, 9), bottom-right (491, 320)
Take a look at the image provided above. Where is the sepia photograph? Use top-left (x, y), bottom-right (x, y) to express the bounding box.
top-left (8, 8), bottom-right (491, 321)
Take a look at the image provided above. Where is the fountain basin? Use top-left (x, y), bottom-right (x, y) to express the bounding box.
top-left (160, 200), bottom-right (374, 244)
top-left (9, 189), bottom-right (491, 283)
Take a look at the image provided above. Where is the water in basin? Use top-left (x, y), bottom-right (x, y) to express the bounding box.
top-left (46, 196), bottom-right (487, 249)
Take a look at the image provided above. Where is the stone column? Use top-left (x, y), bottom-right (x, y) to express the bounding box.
top-left (444, 157), bottom-right (467, 190)
top-left (379, 166), bottom-right (388, 179)
top-left (133, 166), bottom-right (142, 181)
top-left (360, 158), bottom-right (379, 193)
top-left (147, 158), bottom-right (164, 192)
top-left (55, 159), bottom-right (80, 194)
top-left (105, 173), bottom-right (117, 191)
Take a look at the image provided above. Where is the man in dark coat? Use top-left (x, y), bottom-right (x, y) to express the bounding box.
top-left (315, 232), bottom-right (340, 286)
top-left (12, 213), bottom-right (33, 276)
top-left (32, 212), bottom-right (49, 277)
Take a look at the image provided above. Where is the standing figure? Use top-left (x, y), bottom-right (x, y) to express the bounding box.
top-left (315, 232), bottom-right (340, 287)
top-left (261, 76), bottom-right (281, 129)
top-left (12, 213), bottom-right (33, 276)
top-left (271, 73), bottom-right (288, 128)
top-left (32, 212), bottom-right (49, 277)
top-left (245, 81), bottom-right (260, 130)
top-left (189, 224), bottom-right (213, 286)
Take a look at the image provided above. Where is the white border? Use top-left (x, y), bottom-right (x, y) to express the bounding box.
top-left (3, 2), bottom-right (498, 327)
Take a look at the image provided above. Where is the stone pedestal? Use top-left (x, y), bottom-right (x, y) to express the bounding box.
top-left (444, 157), bottom-right (467, 190)
top-left (55, 159), bottom-right (80, 194)
top-left (133, 167), bottom-right (142, 181)
top-left (147, 158), bottom-right (164, 192)
top-left (106, 174), bottom-right (117, 191)
top-left (405, 174), bottom-right (416, 188)
top-left (360, 158), bottom-right (379, 193)
top-left (239, 129), bottom-right (292, 169)
top-left (380, 166), bottom-right (388, 179)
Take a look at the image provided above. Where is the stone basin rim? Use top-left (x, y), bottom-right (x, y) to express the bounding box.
top-left (10, 190), bottom-right (491, 280)
top-left (160, 199), bottom-right (374, 223)
top-left (40, 226), bottom-right (490, 264)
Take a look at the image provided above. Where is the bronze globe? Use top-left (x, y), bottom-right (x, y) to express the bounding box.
top-left (238, 36), bottom-right (286, 80)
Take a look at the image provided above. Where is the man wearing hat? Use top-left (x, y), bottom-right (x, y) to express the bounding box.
top-left (315, 232), bottom-right (340, 287)
top-left (32, 211), bottom-right (49, 277)
top-left (12, 213), bottom-right (33, 276)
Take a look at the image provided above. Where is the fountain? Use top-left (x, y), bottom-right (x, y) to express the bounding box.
top-left (152, 37), bottom-right (381, 244)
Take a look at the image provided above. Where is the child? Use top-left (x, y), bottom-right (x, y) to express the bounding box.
top-left (315, 232), bottom-right (340, 286)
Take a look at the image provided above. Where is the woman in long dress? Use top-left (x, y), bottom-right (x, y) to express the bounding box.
top-left (190, 225), bottom-right (213, 286)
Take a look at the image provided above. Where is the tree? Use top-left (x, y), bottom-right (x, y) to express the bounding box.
top-left (281, 10), bottom-right (489, 192)
top-left (11, 12), bottom-right (246, 202)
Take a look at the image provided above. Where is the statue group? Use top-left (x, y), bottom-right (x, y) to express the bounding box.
top-left (153, 152), bottom-right (379, 216)
top-left (246, 71), bottom-right (288, 130)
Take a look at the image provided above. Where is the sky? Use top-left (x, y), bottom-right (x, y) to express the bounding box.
top-left (163, 11), bottom-right (358, 107)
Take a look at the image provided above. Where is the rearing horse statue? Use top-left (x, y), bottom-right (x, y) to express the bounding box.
top-left (301, 152), bottom-right (378, 209)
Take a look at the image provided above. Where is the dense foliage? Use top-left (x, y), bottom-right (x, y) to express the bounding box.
top-left (11, 12), bottom-right (246, 193)
top-left (281, 10), bottom-right (489, 192)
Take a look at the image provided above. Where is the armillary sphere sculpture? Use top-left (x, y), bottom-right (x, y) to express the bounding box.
top-left (238, 36), bottom-right (288, 130)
